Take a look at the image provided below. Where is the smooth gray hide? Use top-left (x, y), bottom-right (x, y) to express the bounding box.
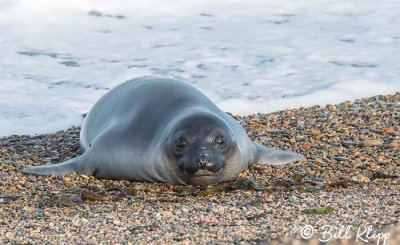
top-left (23, 77), bottom-right (303, 185)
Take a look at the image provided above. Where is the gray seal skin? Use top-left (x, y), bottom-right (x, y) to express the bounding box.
top-left (23, 77), bottom-right (303, 185)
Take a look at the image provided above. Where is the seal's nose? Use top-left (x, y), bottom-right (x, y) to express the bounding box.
top-left (197, 153), bottom-right (223, 172)
top-left (198, 153), bottom-right (211, 168)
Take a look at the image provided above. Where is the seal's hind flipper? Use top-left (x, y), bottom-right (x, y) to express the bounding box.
top-left (252, 142), bottom-right (303, 166)
top-left (22, 155), bottom-right (91, 176)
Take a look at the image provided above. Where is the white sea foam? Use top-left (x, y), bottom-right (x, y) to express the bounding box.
top-left (1, 0), bottom-right (399, 136)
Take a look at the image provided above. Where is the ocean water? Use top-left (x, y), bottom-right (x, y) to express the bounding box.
top-left (1, 0), bottom-right (399, 136)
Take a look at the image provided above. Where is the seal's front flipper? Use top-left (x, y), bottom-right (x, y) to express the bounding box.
top-left (252, 142), bottom-right (303, 166)
top-left (22, 155), bottom-right (94, 177)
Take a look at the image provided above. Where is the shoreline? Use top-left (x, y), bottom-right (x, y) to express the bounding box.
top-left (0, 93), bottom-right (399, 244)
top-left (2, 92), bottom-right (398, 140)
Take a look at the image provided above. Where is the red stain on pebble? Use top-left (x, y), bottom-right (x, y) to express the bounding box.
top-left (302, 143), bottom-right (311, 151)
top-left (384, 128), bottom-right (397, 135)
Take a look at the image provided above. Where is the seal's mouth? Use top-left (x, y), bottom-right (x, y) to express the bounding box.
top-left (192, 169), bottom-right (223, 177)
top-left (185, 172), bottom-right (225, 186)
top-left (180, 163), bottom-right (225, 177)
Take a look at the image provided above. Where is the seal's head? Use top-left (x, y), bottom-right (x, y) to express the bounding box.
top-left (166, 111), bottom-right (238, 185)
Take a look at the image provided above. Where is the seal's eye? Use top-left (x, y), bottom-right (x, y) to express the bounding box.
top-left (213, 135), bottom-right (226, 146)
top-left (175, 137), bottom-right (188, 152)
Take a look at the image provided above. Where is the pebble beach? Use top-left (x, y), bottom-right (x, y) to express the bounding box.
top-left (0, 93), bottom-right (399, 244)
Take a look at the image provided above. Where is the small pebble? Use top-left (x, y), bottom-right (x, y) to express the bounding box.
top-left (360, 139), bottom-right (383, 147)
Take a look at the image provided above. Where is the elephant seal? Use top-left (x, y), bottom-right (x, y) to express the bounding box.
top-left (23, 77), bottom-right (303, 185)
